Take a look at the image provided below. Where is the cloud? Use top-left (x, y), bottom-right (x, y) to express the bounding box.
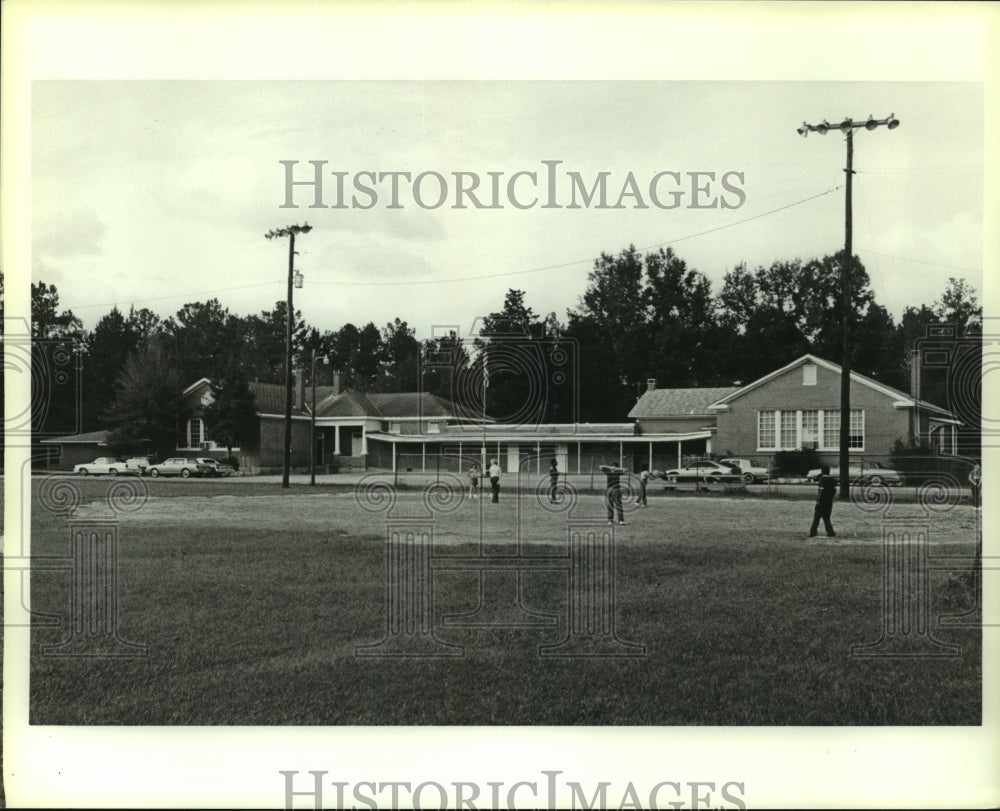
top-left (32, 199), bottom-right (107, 259)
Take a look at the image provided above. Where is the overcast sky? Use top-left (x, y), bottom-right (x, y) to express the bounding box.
top-left (31, 80), bottom-right (983, 337)
top-left (7, 5), bottom-right (999, 807)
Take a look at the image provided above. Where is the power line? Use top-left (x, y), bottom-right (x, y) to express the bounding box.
top-left (854, 248), bottom-right (980, 274)
top-left (69, 281), bottom-right (279, 311)
top-left (633, 186), bottom-right (843, 254)
top-left (314, 186), bottom-right (845, 287)
top-left (62, 184), bottom-right (848, 308)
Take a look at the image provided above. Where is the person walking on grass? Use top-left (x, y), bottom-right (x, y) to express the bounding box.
top-left (808, 464), bottom-right (838, 537)
top-left (548, 458), bottom-right (560, 503)
top-left (488, 458), bottom-right (501, 503)
top-left (600, 462), bottom-right (627, 525)
top-left (468, 462), bottom-right (481, 500)
top-left (638, 465), bottom-right (649, 507)
top-left (969, 462), bottom-right (981, 508)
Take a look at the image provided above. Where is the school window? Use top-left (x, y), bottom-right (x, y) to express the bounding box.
top-left (780, 412), bottom-right (797, 449)
top-left (758, 411), bottom-right (776, 450)
top-left (849, 409), bottom-right (865, 449)
top-left (822, 410), bottom-right (839, 449)
top-left (758, 408), bottom-right (865, 452)
top-left (426, 422), bottom-right (441, 434)
top-left (388, 422), bottom-right (401, 434)
top-left (187, 418), bottom-right (204, 448)
top-left (801, 410), bottom-right (819, 449)
top-left (802, 364), bottom-right (817, 386)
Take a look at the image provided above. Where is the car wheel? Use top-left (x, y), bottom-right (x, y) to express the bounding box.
top-left (742, 472), bottom-right (754, 484)
top-left (181, 468), bottom-right (191, 478)
top-left (109, 468), bottom-right (118, 477)
top-left (868, 475), bottom-right (883, 487)
top-left (150, 469), bottom-right (160, 478)
top-left (667, 475), bottom-right (677, 484)
top-left (78, 468), bottom-right (88, 476)
top-left (708, 475), bottom-right (720, 484)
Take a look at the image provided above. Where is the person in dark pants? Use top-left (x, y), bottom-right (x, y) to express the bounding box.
top-left (548, 458), bottom-right (560, 503)
top-left (969, 463), bottom-right (981, 508)
top-left (600, 463), bottom-right (626, 524)
top-left (809, 464), bottom-right (838, 537)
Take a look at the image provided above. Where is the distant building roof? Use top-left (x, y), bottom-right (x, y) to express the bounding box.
top-left (628, 387), bottom-right (740, 420)
top-left (39, 430), bottom-right (110, 445)
top-left (250, 382), bottom-right (339, 417)
top-left (707, 354), bottom-right (954, 416)
top-left (314, 389), bottom-right (459, 420)
top-left (315, 389), bottom-right (379, 418)
top-left (367, 392), bottom-right (456, 419)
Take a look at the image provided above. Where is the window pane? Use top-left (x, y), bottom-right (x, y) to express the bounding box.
top-left (849, 409), bottom-right (864, 449)
top-left (758, 411), bottom-right (776, 449)
top-left (823, 410), bottom-right (840, 449)
top-left (780, 411), bottom-right (797, 449)
top-left (802, 410), bottom-right (819, 447)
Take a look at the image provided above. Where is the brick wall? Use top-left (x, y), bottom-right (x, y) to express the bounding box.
top-left (714, 363), bottom-right (910, 459)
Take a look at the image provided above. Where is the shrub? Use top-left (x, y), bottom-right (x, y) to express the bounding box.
top-left (773, 448), bottom-right (822, 476)
top-left (226, 455), bottom-right (240, 472)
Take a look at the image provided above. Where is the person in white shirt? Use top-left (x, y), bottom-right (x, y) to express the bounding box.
top-left (488, 458), bottom-right (501, 503)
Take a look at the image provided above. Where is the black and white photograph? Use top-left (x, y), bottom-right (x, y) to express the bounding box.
top-left (3, 2), bottom-right (998, 809)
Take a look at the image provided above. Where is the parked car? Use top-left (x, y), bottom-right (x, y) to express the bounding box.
top-left (146, 458), bottom-right (212, 478)
top-left (805, 461), bottom-right (903, 487)
top-left (659, 460), bottom-right (742, 485)
top-left (125, 457), bottom-right (154, 475)
top-left (195, 457), bottom-right (233, 477)
top-left (720, 458), bottom-right (771, 484)
top-left (73, 457), bottom-right (141, 477)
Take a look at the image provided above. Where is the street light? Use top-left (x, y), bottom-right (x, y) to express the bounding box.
top-left (798, 114), bottom-right (899, 499)
top-left (265, 223), bottom-right (312, 489)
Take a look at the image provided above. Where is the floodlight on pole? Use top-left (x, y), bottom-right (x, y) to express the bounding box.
top-left (797, 114), bottom-right (899, 499)
top-left (265, 223), bottom-right (312, 489)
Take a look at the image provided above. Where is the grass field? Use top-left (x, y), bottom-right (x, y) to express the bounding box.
top-left (26, 478), bottom-right (982, 725)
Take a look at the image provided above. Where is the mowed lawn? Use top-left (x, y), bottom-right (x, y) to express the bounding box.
top-left (28, 478), bottom-right (982, 725)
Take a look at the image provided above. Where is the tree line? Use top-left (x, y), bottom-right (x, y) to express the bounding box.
top-left (15, 245), bottom-right (983, 457)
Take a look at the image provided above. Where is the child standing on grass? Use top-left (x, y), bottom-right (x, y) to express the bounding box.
top-left (638, 466), bottom-right (649, 507)
top-left (489, 458), bottom-right (501, 503)
top-left (969, 462), bottom-right (981, 508)
top-left (468, 462), bottom-right (480, 499)
top-left (600, 463), bottom-right (627, 524)
top-left (548, 458), bottom-right (560, 503)
top-left (808, 464), bottom-right (838, 537)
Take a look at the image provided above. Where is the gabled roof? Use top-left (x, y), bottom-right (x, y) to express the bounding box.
top-left (315, 388), bottom-right (380, 418)
top-left (706, 354), bottom-right (953, 416)
top-left (248, 382), bottom-right (339, 416)
top-left (250, 382), bottom-right (307, 416)
top-left (194, 378), bottom-right (455, 420)
top-left (182, 378), bottom-right (211, 397)
top-left (314, 389), bottom-right (458, 419)
top-left (39, 430), bottom-right (110, 445)
top-left (367, 392), bottom-right (456, 419)
top-left (628, 387), bottom-right (740, 420)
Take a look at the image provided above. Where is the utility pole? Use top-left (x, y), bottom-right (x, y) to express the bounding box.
top-left (265, 223), bottom-right (311, 489)
top-left (798, 115), bottom-right (898, 499)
